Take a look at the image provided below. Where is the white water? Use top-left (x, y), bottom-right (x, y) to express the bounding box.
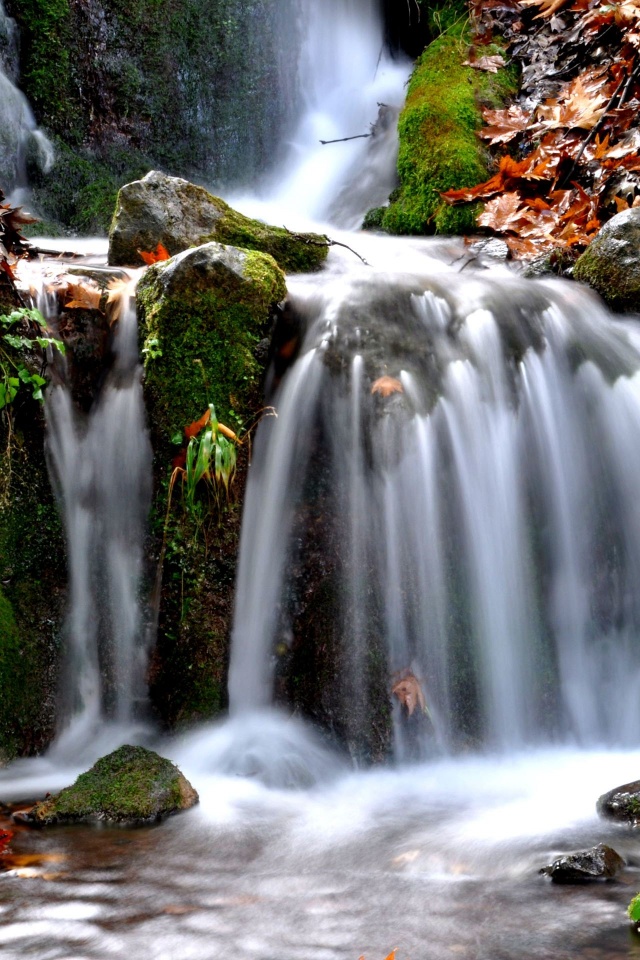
top-left (0, 0), bottom-right (53, 197)
top-left (45, 277), bottom-right (152, 734)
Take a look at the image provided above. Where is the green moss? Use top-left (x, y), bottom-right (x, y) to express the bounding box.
top-left (138, 245), bottom-right (285, 438)
top-left (573, 242), bottom-right (639, 312)
top-left (138, 244), bottom-right (284, 729)
top-left (213, 206), bottom-right (329, 274)
top-left (382, 29), bottom-right (518, 236)
top-left (30, 745), bottom-right (198, 823)
top-left (0, 401), bottom-right (64, 758)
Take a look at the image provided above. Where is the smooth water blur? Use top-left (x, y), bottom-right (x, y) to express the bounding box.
top-left (1, 738), bottom-right (640, 959)
top-left (228, 240), bottom-right (640, 755)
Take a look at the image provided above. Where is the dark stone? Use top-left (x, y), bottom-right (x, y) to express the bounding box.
top-left (541, 844), bottom-right (625, 883)
top-left (574, 208), bottom-right (640, 311)
top-left (597, 779), bottom-right (640, 824)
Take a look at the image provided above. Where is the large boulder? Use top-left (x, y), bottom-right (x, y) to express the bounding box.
top-left (26, 745), bottom-right (198, 824)
top-left (540, 844), bottom-right (625, 883)
top-left (597, 778), bottom-right (640, 824)
top-left (574, 208), bottom-right (640, 311)
top-left (109, 171), bottom-right (328, 273)
top-left (137, 241), bottom-right (286, 729)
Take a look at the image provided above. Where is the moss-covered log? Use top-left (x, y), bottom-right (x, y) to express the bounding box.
top-left (373, 28), bottom-right (518, 235)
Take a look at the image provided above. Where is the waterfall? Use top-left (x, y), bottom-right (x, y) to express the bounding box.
top-left (45, 280), bottom-right (152, 739)
top-left (0, 0), bottom-right (53, 198)
top-left (242, 0), bottom-right (409, 228)
top-left (228, 259), bottom-right (640, 755)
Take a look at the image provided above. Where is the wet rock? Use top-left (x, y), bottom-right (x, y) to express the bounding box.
top-left (540, 844), bottom-right (625, 883)
top-left (574, 208), bottom-right (640, 311)
top-left (108, 171), bottom-right (328, 273)
top-left (26, 745), bottom-right (198, 825)
top-left (597, 779), bottom-right (640, 824)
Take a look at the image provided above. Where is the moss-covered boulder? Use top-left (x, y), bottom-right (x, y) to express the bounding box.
top-left (377, 31), bottom-right (517, 235)
top-left (109, 171), bottom-right (328, 273)
top-left (137, 241), bottom-right (285, 729)
top-left (27, 745), bottom-right (198, 824)
top-left (574, 209), bottom-right (640, 312)
top-left (0, 390), bottom-right (64, 761)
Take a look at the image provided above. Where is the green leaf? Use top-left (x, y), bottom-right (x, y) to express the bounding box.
top-left (629, 894), bottom-right (640, 923)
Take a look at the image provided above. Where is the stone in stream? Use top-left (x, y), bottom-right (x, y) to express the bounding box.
top-left (574, 207), bottom-right (640, 311)
top-left (597, 779), bottom-right (640, 825)
top-left (540, 843), bottom-right (625, 883)
top-left (23, 745), bottom-right (198, 825)
top-left (108, 170), bottom-right (328, 273)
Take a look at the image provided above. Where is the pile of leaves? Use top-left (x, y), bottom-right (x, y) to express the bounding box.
top-left (0, 188), bottom-right (36, 281)
top-left (443, 0), bottom-right (640, 258)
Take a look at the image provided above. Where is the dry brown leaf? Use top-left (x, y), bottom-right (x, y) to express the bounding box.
top-left (138, 242), bottom-right (171, 265)
top-left (536, 76), bottom-right (608, 130)
top-left (480, 105), bottom-right (532, 144)
top-left (520, 0), bottom-right (570, 18)
top-left (392, 672), bottom-right (426, 716)
top-left (463, 54), bottom-right (506, 73)
top-left (371, 375), bottom-right (403, 397)
top-left (64, 280), bottom-right (103, 312)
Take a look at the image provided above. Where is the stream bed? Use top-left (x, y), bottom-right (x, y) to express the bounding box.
top-left (1, 722), bottom-right (640, 960)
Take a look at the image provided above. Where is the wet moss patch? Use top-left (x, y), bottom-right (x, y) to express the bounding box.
top-left (29, 745), bottom-right (198, 824)
top-left (380, 29), bottom-right (518, 235)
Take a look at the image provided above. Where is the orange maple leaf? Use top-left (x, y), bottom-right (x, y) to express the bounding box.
top-left (185, 408), bottom-right (211, 439)
top-left (138, 242), bottom-right (171, 265)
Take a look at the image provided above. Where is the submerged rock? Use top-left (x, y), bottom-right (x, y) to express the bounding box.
top-left (27, 745), bottom-right (198, 825)
top-left (541, 844), bottom-right (625, 883)
top-left (108, 171), bottom-right (328, 273)
top-left (597, 779), bottom-right (640, 824)
top-left (574, 208), bottom-right (640, 311)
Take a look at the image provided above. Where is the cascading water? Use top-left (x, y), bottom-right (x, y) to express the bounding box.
top-left (229, 257), bottom-right (640, 756)
top-left (242, 0), bottom-right (410, 228)
top-left (0, 0), bottom-right (53, 198)
top-left (44, 278), bottom-right (152, 742)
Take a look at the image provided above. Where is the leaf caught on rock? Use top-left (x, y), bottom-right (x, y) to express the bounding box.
top-left (392, 672), bottom-right (427, 717)
top-left (371, 375), bottom-right (403, 397)
top-left (464, 54), bottom-right (507, 72)
top-left (138, 242), bottom-right (171, 265)
top-left (64, 280), bottom-right (103, 312)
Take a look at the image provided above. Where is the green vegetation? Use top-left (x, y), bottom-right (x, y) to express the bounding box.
top-left (138, 242), bottom-right (284, 728)
top-left (377, 27), bottom-right (518, 235)
top-left (29, 745), bottom-right (198, 823)
top-left (0, 309), bottom-right (65, 410)
top-left (629, 893), bottom-right (640, 925)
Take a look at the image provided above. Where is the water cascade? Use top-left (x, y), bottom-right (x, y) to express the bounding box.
top-left (249, 0), bottom-right (410, 227)
top-left (44, 277), bottom-right (152, 739)
top-left (229, 260), bottom-right (640, 756)
top-left (0, 0), bottom-right (53, 198)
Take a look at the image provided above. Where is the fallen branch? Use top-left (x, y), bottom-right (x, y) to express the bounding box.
top-left (285, 230), bottom-right (370, 266)
top-left (320, 133), bottom-right (372, 145)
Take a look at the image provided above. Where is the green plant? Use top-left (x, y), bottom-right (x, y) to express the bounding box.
top-left (184, 404), bottom-right (237, 514)
top-left (0, 308), bottom-right (65, 410)
top-left (628, 893), bottom-right (640, 925)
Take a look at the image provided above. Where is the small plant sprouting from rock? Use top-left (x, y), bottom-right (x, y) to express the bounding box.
top-left (629, 893), bottom-right (640, 928)
top-left (0, 309), bottom-right (65, 411)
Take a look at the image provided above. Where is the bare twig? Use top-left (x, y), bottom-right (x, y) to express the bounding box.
top-left (286, 230), bottom-right (370, 266)
top-left (320, 133), bottom-right (372, 145)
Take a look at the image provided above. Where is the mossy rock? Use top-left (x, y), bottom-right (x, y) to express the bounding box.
top-left (574, 209), bottom-right (640, 312)
top-left (137, 239), bottom-right (286, 440)
top-left (28, 745), bottom-right (198, 824)
top-left (138, 241), bottom-right (285, 728)
top-left (0, 390), bottom-right (64, 760)
top-left (109, 171), bottom-right (328, 273)
top-left (379, 30), bottom-right (518, 235)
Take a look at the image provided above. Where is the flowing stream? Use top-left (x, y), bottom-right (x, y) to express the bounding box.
top-left (3, 1), bottom-right (640, 958)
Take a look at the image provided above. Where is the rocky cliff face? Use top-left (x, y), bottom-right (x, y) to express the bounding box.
top-left (6, 0), bottom-right (299, 231)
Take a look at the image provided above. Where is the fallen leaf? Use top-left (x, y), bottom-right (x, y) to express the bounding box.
top-left (371, 375), bottom-right (403, 397)
top-left (64, 280), bottom-right (103, 312)
top-left (185, 408), bottom-right (211, 439)
top-left (138, 242), bottom-right (171, 265)
top-left (392, 672), bottom-right (427, 717)
top-left (464, 54), bottom-right (506, 73)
